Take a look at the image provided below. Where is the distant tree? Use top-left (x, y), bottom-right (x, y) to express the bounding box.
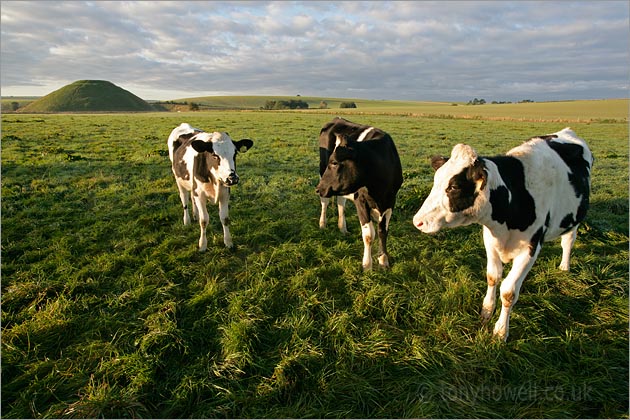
top-left (189, 102), bottom-right (200, 111)
top-left (319, 101), bottom-right (329, 109)
top-left (11, 101), bottom-right (19, 111)
top-left (263, 99), bottom-right (308, 110)
top-left (340, 102), bottom-right (357, 108)
top-left (263, 100), bottom-right (276, 110)
top-left (467, 98), bottom-right (486, 105)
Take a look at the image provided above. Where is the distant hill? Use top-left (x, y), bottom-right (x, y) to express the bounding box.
top-left (168, 95), bottom-right (430, 110)
top-left (19, 80), bottom-right (155, 113)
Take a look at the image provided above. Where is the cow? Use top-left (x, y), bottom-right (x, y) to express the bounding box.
top-left (167, 123), bottom-right (253, 251)
top-left (317, 117), bottom-right (403, 270)
top-left (412, 128), bottom-right (593, 341)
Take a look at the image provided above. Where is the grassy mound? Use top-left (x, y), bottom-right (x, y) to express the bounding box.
top-left (19, 80), bottom-right (154, 113)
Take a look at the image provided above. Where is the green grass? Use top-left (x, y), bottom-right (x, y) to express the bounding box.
top-left (1, 109), bottom-right (628, 418)
top-left (176, 96), bottom-right (629, 122)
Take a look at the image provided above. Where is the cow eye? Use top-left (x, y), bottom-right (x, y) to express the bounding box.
top-left (446, 184), bottom-right (456, 193)
top-left (330, 160), bottom-right (339, 167)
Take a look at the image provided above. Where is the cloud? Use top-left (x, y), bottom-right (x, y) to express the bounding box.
top-left (1, 1), bottom-right (628, 101)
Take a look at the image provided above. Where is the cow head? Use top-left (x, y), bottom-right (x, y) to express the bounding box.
top-left (413, 144), bottom-right (488, 233)
top-left (316, 134), bottom-right (363, 197)
top-left (191, 132), bottom-right (253, 186)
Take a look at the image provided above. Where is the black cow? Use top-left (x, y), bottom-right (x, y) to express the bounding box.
top-left (317, 117), bottom-right (403, 270)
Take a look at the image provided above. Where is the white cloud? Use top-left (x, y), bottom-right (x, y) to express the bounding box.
top-left (1, 1), bottom-right (628, 101)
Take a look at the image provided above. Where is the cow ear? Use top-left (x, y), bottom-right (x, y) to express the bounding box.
top-left (430, 155), bottom-right (448, 171)
top-left (234, 139), bottom-right (254, 153)
top-left (469, 159), bottom-right (487, 190)
top-left (191, 140), bottom-right (213, 154)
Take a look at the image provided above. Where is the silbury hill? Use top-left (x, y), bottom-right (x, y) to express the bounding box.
top-left (19, 80), bottom-right (154, 113)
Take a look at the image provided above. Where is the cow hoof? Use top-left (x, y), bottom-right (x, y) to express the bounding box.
top-left (378, 254), bottom-right (390, 269)
top-left (558, 262), bottom-right (570, 271)
top-left (480, 306), bottom-right (495, 324)
top-left (492, 325), bottom-right (508, 342)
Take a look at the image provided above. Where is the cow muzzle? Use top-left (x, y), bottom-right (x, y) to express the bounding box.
top-left (316, 183), bottom-right (333, 198)
top-left (412, 210), bottom-right (441, 234)
top-left (223, 172), bottom-right (240, 186)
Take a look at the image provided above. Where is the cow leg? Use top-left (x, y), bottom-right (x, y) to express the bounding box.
top-left (319, 196), bottom-right (349, 234)
top-left (218, 187), bottom-right (233, 248)
top-left (191, 195), bottom-right (199, 222)
top-left (377, 209), bottom-right (392, 269)
top-left (356, 202), bottom-right (373, 271)
top-left (559, 226), bottom-right (578, 271)
top-left (319, 196), bottom-right (330, 229)
top-left (481, 227), bottom-right (502, 323)
top-left (337, 195), bottom-right (348, 234)
top-left (193, 194), bottom-right (209, 252)
top-left (493, 247), bottom-right (540, 341)
top-left (361, 221), bottom-right (375, 271)
top-left (481, 247), bottom-right (502, 324)
top-left (177, 183), bottom-right (192, 225)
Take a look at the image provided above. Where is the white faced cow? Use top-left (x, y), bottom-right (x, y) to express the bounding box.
top-left (317, 117), bottom-right (403, 270)
top-left (413, 128), bottom-right (593, 340)
top-left (168, 123), bottom-right (253, 251)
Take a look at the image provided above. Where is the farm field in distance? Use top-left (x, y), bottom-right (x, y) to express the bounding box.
top-left (1, 103), bottom-right (628, 418)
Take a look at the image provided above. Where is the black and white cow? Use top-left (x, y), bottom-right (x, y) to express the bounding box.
top-left (168, 123), bottom-right (253, 251)
top-left (412, 128), bottom-right (593, 340)
top-left (317, 117), bottom-right (403, 270)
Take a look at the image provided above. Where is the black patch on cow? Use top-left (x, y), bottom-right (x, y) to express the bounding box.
top-left (193, 152), bottom-right (219, 183)
top-left (544, 139), bottom-right (592, 224)
top-left (319, 147), bottom-right (331, 176)
top-left (174, 159), bottom-right (189, 180)
top-left (173, 132), bottom-right (199, 155)
top-left (529, 226), bottom-right (545, 256)
top-left (530, 212), bottom-right (550, 255)
top-left (536, 134), bottom-right (558, 141)
top-left (191, 139), bottom-right (214, 154)
top-left (486, 156), bottom-right (536, 231)
top-left (560, 213), bottom-right (575, 229)
top-left (446, 168), bottom-right (478, 212)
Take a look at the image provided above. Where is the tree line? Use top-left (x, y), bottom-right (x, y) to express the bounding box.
top-left (467, 98), bottom-right (535, 105)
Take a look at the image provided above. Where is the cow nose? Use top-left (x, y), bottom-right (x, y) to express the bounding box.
top-left (226, 172), bottom-right (239, 185)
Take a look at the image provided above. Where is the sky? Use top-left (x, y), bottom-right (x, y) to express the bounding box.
top-left (1, 1), bottom-right (628, 102)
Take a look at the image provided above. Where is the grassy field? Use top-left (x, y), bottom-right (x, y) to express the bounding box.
top-left (175, 96), bottom-right (629, 122)
top-left (1, 108), bottom-right (628, 418)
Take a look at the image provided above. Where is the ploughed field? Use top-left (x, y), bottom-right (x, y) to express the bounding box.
top-left (2, 109), bottom-right (628, 418)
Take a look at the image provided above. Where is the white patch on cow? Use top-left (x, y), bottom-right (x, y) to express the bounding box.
top-left (167, 122), bottom-right (202, 161)
top-left (412, 144), bottom-right (487, 233)
top-left (361, 221), bottom-right (375, 270)
top-left (335, 133), bottom-right (343, 148)
top-left (357, 127), bottom-right (375, 142)
top-left (193, 132), bottom-right (238, 185)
